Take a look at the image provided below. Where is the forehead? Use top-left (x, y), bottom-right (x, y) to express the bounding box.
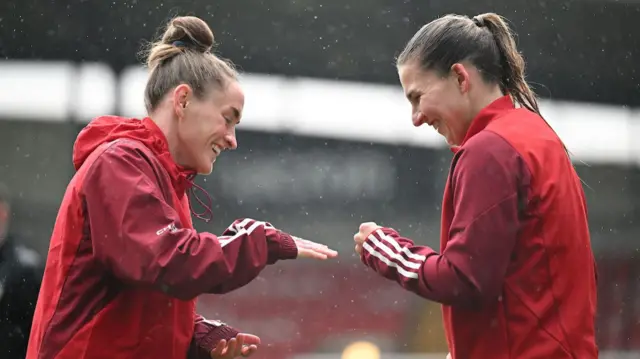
top-left (209, 80), bottom-right (245, 109)
top-left (398, 63), bottom-right (440, 93)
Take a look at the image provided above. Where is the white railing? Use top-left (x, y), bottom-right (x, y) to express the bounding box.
top-left (0, 61), bottom-right (639, 166)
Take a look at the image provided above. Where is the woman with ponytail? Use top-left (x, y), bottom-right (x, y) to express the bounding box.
top-left (353, 13), bottom-right (597, 359)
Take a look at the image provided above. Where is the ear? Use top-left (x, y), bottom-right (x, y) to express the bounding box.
top-left (172, 84), bottom-right (192, 120)
top-left (450, 63), bottom-right (471, 94)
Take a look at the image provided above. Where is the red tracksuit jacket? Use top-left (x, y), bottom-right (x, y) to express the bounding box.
top-left (360, 96), bottom-right (598, 358)
top-left (26, 116), bottom-right (298, 359)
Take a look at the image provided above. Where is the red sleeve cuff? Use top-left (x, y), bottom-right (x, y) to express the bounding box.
top-left (198, 325), bottom-right (240, 354)
top-left (267, 231), bottom-right (298, 264)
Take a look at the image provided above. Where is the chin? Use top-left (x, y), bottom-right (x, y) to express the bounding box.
top-left (199, 166), bottom-right (214, 175)
top-left (195, 161), bottom-right (214, 175)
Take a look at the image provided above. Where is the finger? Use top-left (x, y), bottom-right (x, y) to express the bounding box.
top-left (294, 238), bottom-right (338, 254)
top-left (359, 222), bottom-right (377, 232)
top-left (242, 345), bottom-right (258, 357)
top-left (237, 333), bottom-right (261, 346)
top-left (233, 336), bottom-right (245, 356)
top-left (224, 338), bottom-right (237, 357)
top-left (294, 238), bottom-right (338, 259)
top-left (293, 237), bottom-right (327, 247)
top-left (294, 237), bottom-right (332, 250)
top-left (359, 222), bottom-right (380, 238)
top-left (211, 339), bottom-right (226, 358)
top-left (355, 243), bottom-right (362, 255)
top-left (310, 245), bottom-right (338, 257)
top-left (298, 247), bottom-right (328, 260)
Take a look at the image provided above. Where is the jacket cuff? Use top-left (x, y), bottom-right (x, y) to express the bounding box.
top-left (199, 325), bottom-right (240, 354)
top-left (267, 231), bottom-right (298, 264)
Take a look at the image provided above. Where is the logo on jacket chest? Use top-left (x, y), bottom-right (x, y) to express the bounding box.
top-left (156, 223), bottom-right (179, 236)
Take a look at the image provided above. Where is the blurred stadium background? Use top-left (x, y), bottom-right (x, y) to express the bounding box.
top-left (1, 1), bottom-right (639, 358)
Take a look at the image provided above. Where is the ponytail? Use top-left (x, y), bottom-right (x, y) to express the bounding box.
top-left (397, 12), bottom-right (571, 154)
top-left (472, 13), bottom-right (573, 155)
top-left (472, 13), bottom-right (541, 116)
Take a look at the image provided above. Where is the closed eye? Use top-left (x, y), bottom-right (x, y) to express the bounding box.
top-left (406, 90), bottom-right (420, 106)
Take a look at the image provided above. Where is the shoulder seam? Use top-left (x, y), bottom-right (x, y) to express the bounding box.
top-left (453, 129), bottom-right (533, 201)
top-left (79, 139), bottom-right (155, 195)
top-left (483, 129), bottom-right (534, 183)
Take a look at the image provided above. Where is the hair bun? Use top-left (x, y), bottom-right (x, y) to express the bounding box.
top-left (161, 16), bottom-right (215, 53)
top-left (471, 16), bottom-right (484, 27)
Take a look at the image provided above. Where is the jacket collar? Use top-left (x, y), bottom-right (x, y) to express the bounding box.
top-left (141, 118), bottom-right (196, 195)
top-left (451, 95), bottom-right (515, 153)
top-left (141, 118), bottom-right (213, 222)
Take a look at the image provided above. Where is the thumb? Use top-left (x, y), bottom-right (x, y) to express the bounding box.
top-left (359, 222), bottom-right (378, 233)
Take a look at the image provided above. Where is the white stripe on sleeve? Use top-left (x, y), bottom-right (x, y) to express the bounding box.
top-left (219, 218), bottom-right (270, 248)
top-left (366, 233), bottom-right (422, 270)
top-left (362, 242), bottom-right (419, 279)
top-left (375, 229), bottom-right (426, 262)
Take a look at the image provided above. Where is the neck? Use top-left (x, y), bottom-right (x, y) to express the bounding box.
top-left (470, 85), bottom-right (505, 118)
top-left (455, 85), bottom-right (504, 146)
top-left (149, 110), bottom-right (185, 166)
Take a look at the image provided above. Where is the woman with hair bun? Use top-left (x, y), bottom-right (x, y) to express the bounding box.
top-left (26, 16), bottom-right (337, 359)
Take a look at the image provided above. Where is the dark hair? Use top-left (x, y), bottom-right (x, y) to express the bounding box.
top-left (142, 16), bottom-right (238, 113)
top-left (397, 13), bottom-right (540, 115)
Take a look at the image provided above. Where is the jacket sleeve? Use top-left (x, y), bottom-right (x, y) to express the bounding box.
top-left (187, 314), bottom-right (240, 358)
top-left (82, 143), bottom-right (298, 300)
top-left (360, 132), bottom-right (530, 306)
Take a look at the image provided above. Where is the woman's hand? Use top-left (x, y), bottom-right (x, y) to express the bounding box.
top-left (209, 333), bottom-right (261, 358)
top-left (293, 236), bottom-right (338, 260)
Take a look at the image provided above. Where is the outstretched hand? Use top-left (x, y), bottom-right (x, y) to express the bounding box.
top-left (210, 333), bottom-right (261, 358)
top-left (293, 236), bottom-right (338, 260)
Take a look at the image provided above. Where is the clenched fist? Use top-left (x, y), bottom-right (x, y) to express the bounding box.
top-left (353, 222), bottom-right (381, 255)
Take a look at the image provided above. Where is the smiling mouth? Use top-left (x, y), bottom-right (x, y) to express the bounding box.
top-left (211, 145), bottom-right (222, 162)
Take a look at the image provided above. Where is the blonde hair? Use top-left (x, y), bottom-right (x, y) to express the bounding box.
top-left (142, 16), bottom-right (238, 112)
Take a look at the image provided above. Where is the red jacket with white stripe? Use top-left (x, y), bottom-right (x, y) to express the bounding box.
top-left (360, 96), bottom-right (598, 358)
top-left (26, 116), bottom-right (298, 359)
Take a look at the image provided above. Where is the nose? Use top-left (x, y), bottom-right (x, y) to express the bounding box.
top-left (412, 111), bottom-right (426, 127)
top-left (224, 132), bottom-right (238, 150)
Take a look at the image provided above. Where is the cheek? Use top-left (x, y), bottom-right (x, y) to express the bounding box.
top-left (418, 97), bottom-right (442, 119)
top-left (421, 93), bottom-right (462, 122)
top-left (178, 118), bottom-right (209, 159)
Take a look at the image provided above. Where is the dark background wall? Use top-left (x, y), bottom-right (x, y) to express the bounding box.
top-left (2, 0), bottom-right (639, 106)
